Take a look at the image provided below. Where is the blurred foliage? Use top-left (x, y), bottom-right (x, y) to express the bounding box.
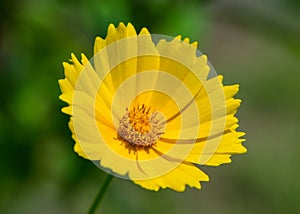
top-left (0, 0), bottom-right (299, 213)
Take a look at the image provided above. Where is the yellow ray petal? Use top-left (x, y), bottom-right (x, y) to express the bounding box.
top-left (158, 74), bottom-right (245, 166)
top-left (69, 117), bottom-right (105, 160)
top-left (133, 162), bottom-right (209, 192)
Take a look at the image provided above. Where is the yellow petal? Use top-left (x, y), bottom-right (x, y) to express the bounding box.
top-left (133, 163), bottom-right (209, 192)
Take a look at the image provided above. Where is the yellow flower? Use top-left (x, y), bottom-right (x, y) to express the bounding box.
top-left (58, 22), bottom-right (246, 192)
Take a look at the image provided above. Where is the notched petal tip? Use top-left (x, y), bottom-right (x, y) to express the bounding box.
top-left (80, 53), bottom-right (89, 65)
top-left (95, 36), bottom-right (104, 43)
top-left (94, 36), bottom-right (106, 54)
top-left (139, 27), bottom-right (150, 35)
top-left (70, 53), bottom-right (82, 67)
top-left (61, 106), bottom-right (72, 115)
top-left (118, 22), bottom-right (126, 28)
top-left (217, 75), bottom-right (224, 82)
top-left (183, 37), bottom-right (190, 43)
top-left (126, 22), bottom-right (137, 36)
top-left (58, 94), bottom-right (64, 101)
top-left (191, 41), bottom-right (198, 48)
top-left (62, 61), bottom-right (71, 68)
top-left (107, 23), bottom-right (116, 35)
top-left (70, 53), bottom-right (76, 61)
top-left (199, 54), bottom-right (207, 61)
top-left (126, 22), bottom-right (135, 30)
top-left (58, 78), bottom-right (63, 86)
top-left (175, 35), bottom-right (182, 40)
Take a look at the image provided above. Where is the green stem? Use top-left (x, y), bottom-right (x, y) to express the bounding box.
top-left (88, 174), bottom-right (113, 214)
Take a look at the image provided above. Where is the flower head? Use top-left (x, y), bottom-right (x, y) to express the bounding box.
top-left (59, 22), bottom-right (246, 192)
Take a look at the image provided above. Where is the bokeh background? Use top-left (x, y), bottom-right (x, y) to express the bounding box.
top-left (1, 0), bottom-right (299, 213)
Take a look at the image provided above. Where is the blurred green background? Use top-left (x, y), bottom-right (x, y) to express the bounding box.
top-left (1, 0), bottom-right (299, 213)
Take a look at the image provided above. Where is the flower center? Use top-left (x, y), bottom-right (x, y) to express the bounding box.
top-left (117, 104), bottom-right (166, 147)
